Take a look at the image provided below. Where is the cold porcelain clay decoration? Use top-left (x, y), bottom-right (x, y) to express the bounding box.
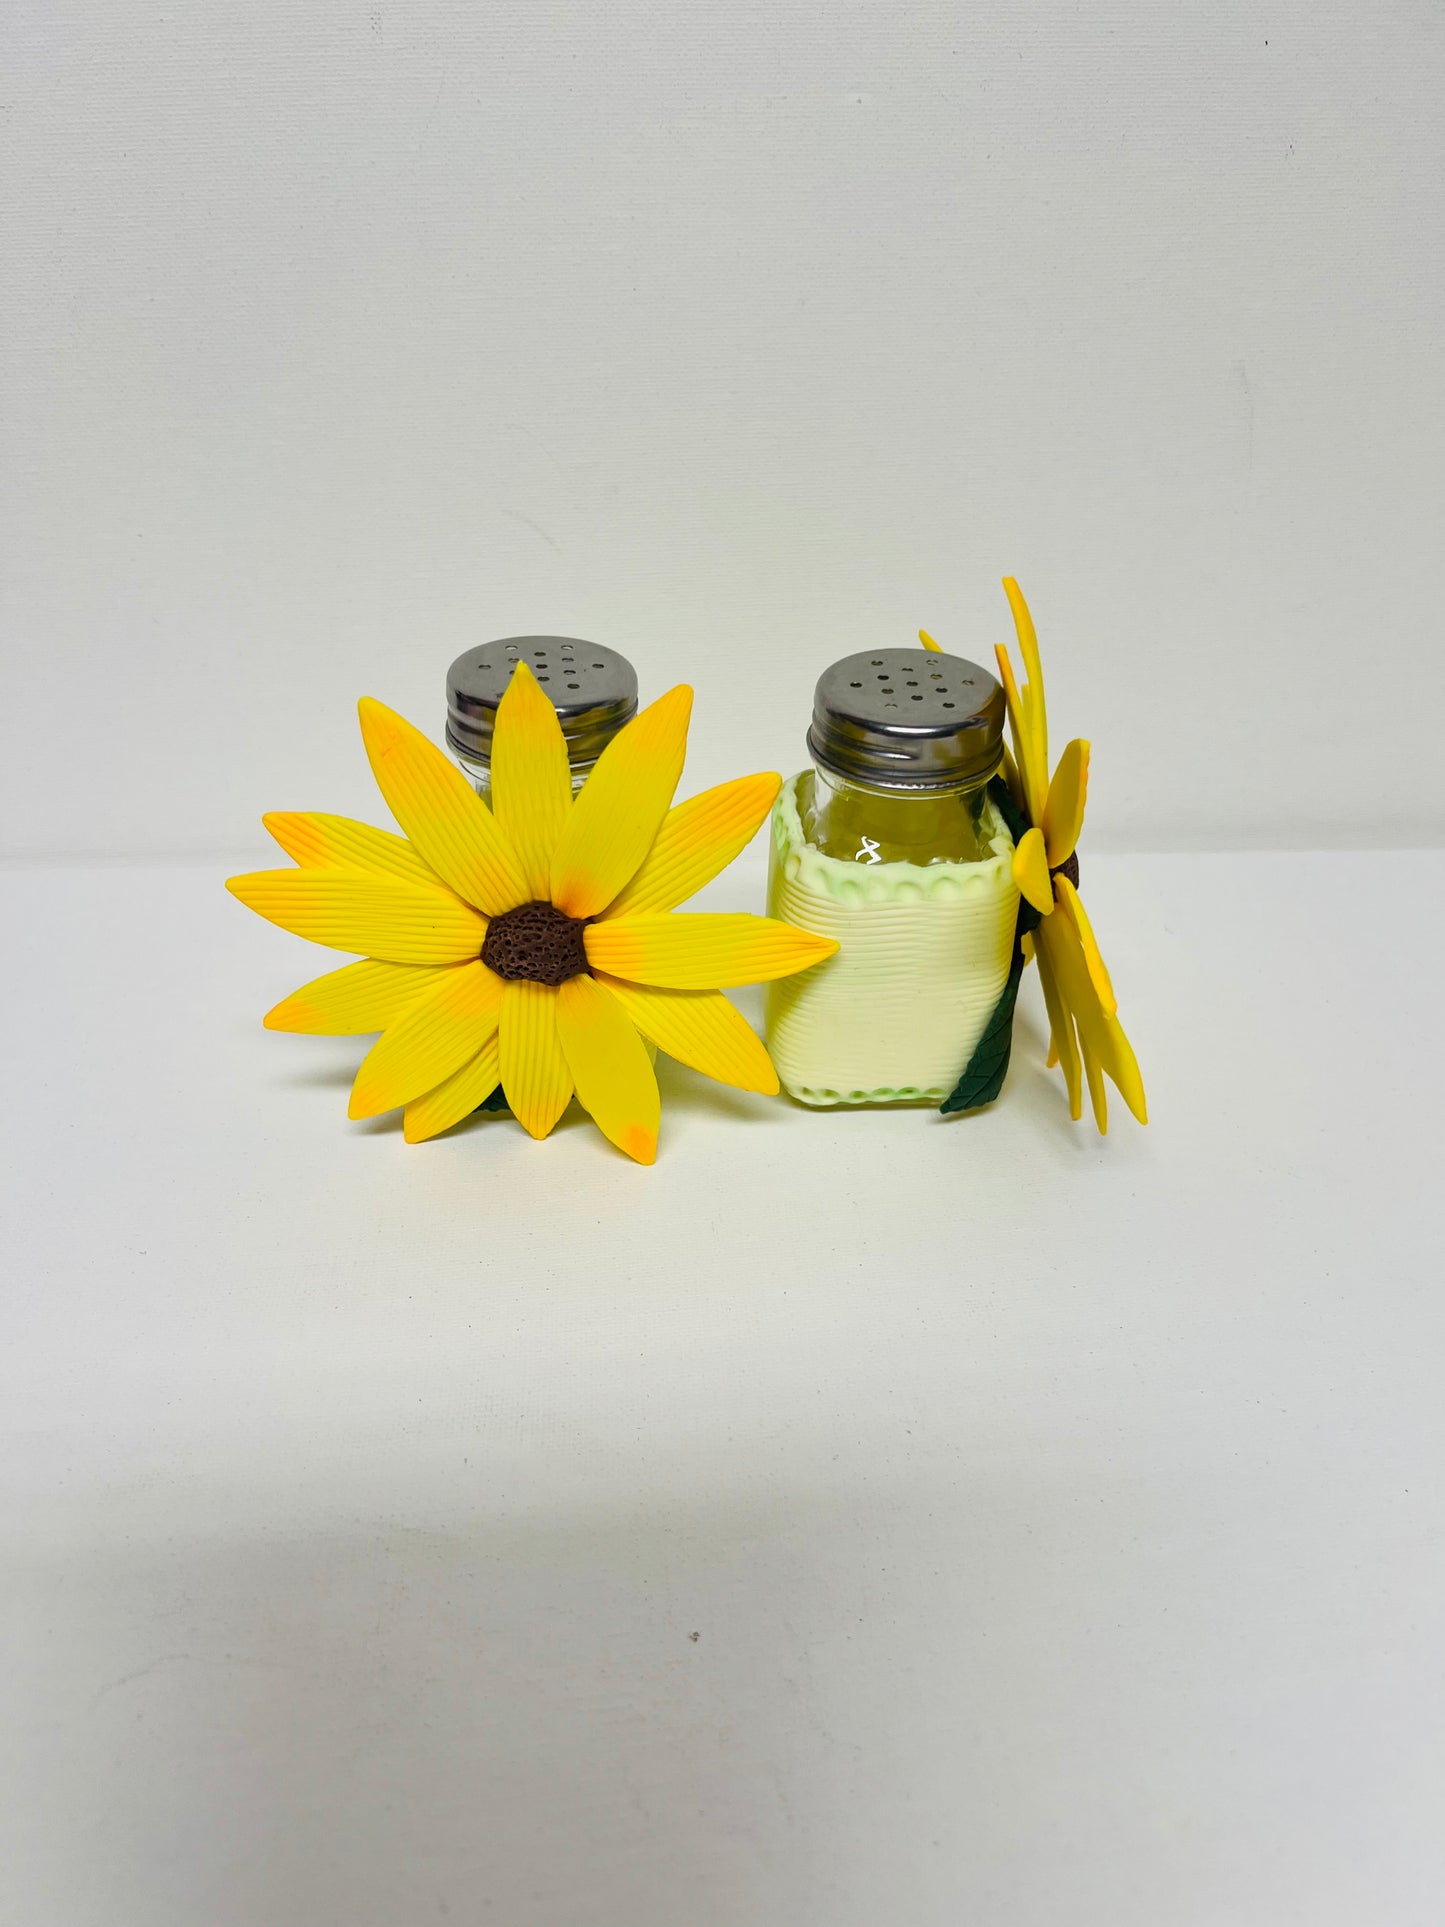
top-left (226, 666), bottom-right (837, 1164)
top-left (932, 579), bottom-right (1147, 1133)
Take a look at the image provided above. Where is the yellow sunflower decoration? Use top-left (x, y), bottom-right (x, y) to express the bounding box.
top-left (227, 667), bottom-right (837, 1163)
top-left (925, 579), bottom-right (1147, 1133)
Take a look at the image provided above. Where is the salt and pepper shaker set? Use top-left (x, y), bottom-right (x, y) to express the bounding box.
top-left (445, 635), bottom-right (1018, 1107)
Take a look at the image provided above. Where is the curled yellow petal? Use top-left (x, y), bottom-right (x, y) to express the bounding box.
top-left (403, 1035), bottom-right (502, 1143)
top-left (265, 958), bottom-right (453, 1034)
top-left (490, 660), bottom-right (572, 900)
top-left (586, 913), bottom-right (838, 989)
top-left (603, 773), bottom-right (782, 919)
top-left (498, 979), bottom-right (572, 1138)
top-left (1011, 827), bottom-right (1055, 918)
top-left (358, 698), bottom-right (528, 916)
top-left (918, 629), bottom-right (943, 652)
top-left (596, 974), bottom-right (779, 1094)
top-left (1003, 577), bottom-right (1047, 774)
top-left (549, 686), bottom-right (693, 919)
top-left (226, 868), bottom-right (486, 965)
top-left (348, 960), bottom-right (505, 1119)
top-left (993, 643), bottom-right (1047, 825)
top-left (1053, 873), bottom-right (1117, 1018)
top-left (1041, 739), bottom-right (1089, 871)
top-left (555, 974), bottom-right (660, 1165)
top-left (263, 812), bottom-right (440, 888)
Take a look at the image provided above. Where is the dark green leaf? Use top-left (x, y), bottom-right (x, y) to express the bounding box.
top-left (940, 951), bottom-right (1025, 1115)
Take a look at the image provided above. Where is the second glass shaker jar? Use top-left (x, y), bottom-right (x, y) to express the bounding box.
top-left (765, 646), bottom-right (1021, 1106)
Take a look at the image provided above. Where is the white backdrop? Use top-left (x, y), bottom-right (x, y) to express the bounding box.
top-left (6, 11), bottom-right (1445, 1925)
top-left (3, 0), bottom-right (1442, 858)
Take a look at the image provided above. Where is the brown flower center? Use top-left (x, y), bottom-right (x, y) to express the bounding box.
top-left (481, 901), bottom-right (591, 986)
top-left (1050, 850), bottom-right (1080, 891)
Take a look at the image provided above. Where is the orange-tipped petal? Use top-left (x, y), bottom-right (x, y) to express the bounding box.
top-left (265, 958), bottom-right (454, 1034)
top-left (1011, 827), bottom-right (1055, 918)
top-left (226, 869), bottom-right (486, 965)
top-left (263, 812), bottom-right (441, 888)
top-left (603, 773), bottom-right (782, 919)
top-left (1041, 739), bottom-right (1089, 870)
top-left (596, 974), bottom-right (780, 1094)
top-left (403, 1034), bottom-right (502, 1143)
top-left (498, 979), bottom-right (572, 1138)
top-left (586, 913), bottom-right (837, 989)
top-left (555, 974), bottom-right (660, 1165)
top-left (348, 961), bottom-right (505, 1119)
top-left (1053, 873), bottom-right (1117, 1018)
top-left (358, 698), bottom-right (528, 916)
top-left (918, 629), bottom-right (943, 652)
top-left (490, 660), bottom-right (572, 899)
top-left (549, 685), bottom-right (693, 919)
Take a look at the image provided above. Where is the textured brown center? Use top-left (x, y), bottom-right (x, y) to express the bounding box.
top-left (481, 901), bottom-right (590, 985)
top-left (1050, 850), bottom-right (1080, 891)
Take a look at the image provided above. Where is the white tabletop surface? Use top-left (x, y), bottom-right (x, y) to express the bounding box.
top-left (3, 848), bottom-right (1441, 1927)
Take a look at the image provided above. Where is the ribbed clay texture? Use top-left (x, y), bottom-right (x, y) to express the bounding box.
top-left (763, 776), bottom-right (1019, 1105)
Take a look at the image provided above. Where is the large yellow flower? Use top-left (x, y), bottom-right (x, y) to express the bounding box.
top-left (227, 666), bottom-right (836, 1163)
top-left (926, 579), bottom-right (1147, 1133)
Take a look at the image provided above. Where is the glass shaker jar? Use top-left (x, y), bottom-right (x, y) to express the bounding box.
top-left (765, 646), bottom-right (1020, 1106)
top-left (446, 636), bottom-right (639, 797)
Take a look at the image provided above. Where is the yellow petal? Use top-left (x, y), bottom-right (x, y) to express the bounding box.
top-left (993, 642), bottom-right (1047, 824)
top-left (1037, 913), bottom-right (1147, 1131)
top-left (1001, 743), bottom-right (1024, 809)
top-left (1041, 739), bottom-right (1089, 870)
top-left (549, 685), bottom-right (693, 919)
top-left (1011, 827), bottom-right (1055, 917)
top-left (403, 1034), bottom-right (502, 1143)
top-left (1033, 925), bottom-right (1084, 1121)
top-left (603, 773), bottom-right (782, 919)
top-left (918, 629), bottom-right (943, 652)
top-left (1052, 873), bottom-right (1117, 1017)
top-left (1003, 577), bottom-right (1047, 773)
top-left (586, 913), bottom-right (838, 989)
top-left (265, 958), bottom-right (454, 1034)
top-left (555, 974), bottom-right (660, 1165)
top-left (596, 974), bottom-right (779, 1094)
top-left (226, 869), bottom-right (486, 964)
top-left (263, 812), bottom-right (441, 888)
top-left (498, 979), bottom-right (572, 1138)
top-left (358, 698), bottom-right (528, 915)
top-left (490, 660), bottom-right (572, 899)
top-left (348, 961), bottom-right (505, 1119)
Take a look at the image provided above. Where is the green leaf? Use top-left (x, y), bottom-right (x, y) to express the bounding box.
top-left (940, 950), bottom-right (1025, 1115)
top-left (477, 1085), bottom-right (510, 1114)
top-left (939, 774), bottom-right (1040, 1116)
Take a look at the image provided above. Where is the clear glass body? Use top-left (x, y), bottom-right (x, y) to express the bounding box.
top-left (799, 764), bottom-right (996, 866)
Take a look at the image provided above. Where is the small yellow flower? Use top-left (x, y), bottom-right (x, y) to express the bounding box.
top-left (988, 578), bottom-right (1146, 1134)
top-left (227, 667), bottom-right (837, 1163)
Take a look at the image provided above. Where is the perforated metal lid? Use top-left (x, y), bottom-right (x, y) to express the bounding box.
top-left (446, 637), bottom-right (638, 769)
top-left (807, 647), bottom-right (1005, 791)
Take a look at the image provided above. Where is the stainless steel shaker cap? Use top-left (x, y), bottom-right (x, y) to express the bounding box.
top-left (446, 637), bottom-right (638, 769)
top-left (807, 647), bottom-right (1006, 791)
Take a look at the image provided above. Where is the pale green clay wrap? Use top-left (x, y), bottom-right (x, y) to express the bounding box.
top-left (764, 775), bottom-right (1020, 1106)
